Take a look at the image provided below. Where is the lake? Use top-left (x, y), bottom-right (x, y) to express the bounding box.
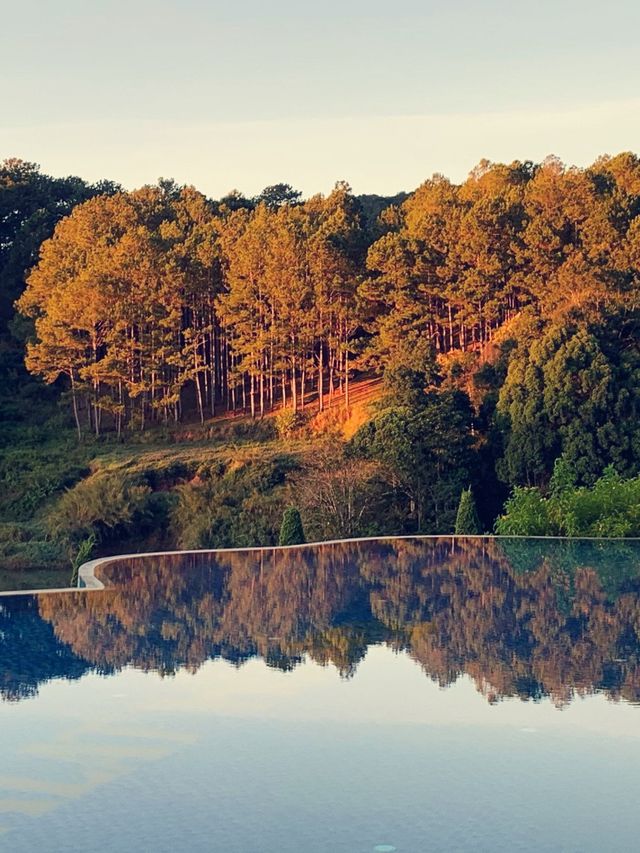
top-left (1, 537), bottom-right (639, 852)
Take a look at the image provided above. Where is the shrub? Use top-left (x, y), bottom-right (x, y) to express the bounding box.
top-left (495, 487), bottom-right (553, 536)
top-left (495, 465), bottom-right (640, 537)
top-left (70, 534), bottom-right (96, 585)
top-left (0, 522), bottom-right (66, 572)
top-left (47, 471), bottom-right (152, 547)
top-left (455, 488), bottom-right (482, 535)
top-left (0, 444), bottom-right (90, 519)
top-left (279, 508), bottom-right (305, 546)
top-left (275, 408), bottom-right (304, 438)
top-left (169, 481), bottom-right (223, 549)
top-left (170, 458), bottom-right (290, 550)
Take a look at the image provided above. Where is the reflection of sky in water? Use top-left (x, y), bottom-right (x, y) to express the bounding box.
top-left (1, 646), bottom-right (640, 852)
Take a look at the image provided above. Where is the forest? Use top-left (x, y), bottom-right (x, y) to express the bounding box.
top-left (1, 153), bottom-right (640, 580)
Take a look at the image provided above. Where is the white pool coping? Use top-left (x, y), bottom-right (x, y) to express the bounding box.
top-left (0, 534), bottom-right (638, 597)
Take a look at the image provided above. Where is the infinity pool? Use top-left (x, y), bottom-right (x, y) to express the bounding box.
top-left (1, 537), bottom-right (639, 852)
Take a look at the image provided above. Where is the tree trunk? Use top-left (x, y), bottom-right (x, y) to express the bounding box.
top-left (344, 347), bottom-right (350, 412)
top-left (318, 340), bottom-right (324, 413)
top-left (70, 371), bottom-right (82, 441)
top-left (194, 344), bottom-right (204, 424)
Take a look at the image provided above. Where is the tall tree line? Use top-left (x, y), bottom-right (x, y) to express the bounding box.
top-left (14, 153), bottom-right (640, 439)
top-left (17, 179), bottom-right (366, 435)
top-left (0, 158), bottom-right (120, 416)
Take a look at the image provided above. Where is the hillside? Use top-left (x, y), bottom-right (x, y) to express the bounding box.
top-left (0, 376), bottom-right (385, 590)
top-left (3, 153), bottom-right (640, 588)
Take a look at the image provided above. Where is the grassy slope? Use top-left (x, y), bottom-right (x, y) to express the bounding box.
top-left (0, 379), bottom-right (383, 591)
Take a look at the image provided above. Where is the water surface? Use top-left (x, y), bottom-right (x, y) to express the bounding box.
top-left (1, 537), bottom-right (639, 851)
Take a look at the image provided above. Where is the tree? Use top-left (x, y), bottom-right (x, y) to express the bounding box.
top-left (295, 446), bottom-right (383, 539)
top-left (0, 158), bottom-right (119, 418)
top-left (380, 342), bottom-right (440, 409)
top-left (12, 150), bottom-right (640, 484)
top-left (455, 488), bottom-right (481, 534)
top-left (497, 312), bottom-right (640, 487)
top-left (279, 507), bottom-right (306, 546)
top-left (254, 183), bottom-right (302, 209)
top-left (17, 184), bottom-right (219, 435)
top-left (351, 390), bottom-right (477, 532)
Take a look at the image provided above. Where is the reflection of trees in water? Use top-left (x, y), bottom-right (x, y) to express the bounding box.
top-left (0, 595), bottom-right (99, 702)
top-left (396, 540), bottom-right (640, 706)
top-left (6, 538), bottom-right (640, 704)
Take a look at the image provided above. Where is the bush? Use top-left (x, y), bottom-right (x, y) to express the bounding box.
top-left (495, 487), bottom-right (553, 536)
top-left (227, 419), bottom-right (277, 443)
top-left (170, 458), bottom-right (290, 549)
top-left (0, 444), bottom-right (90, 519)
top-left (70, 534), bottom-right (96, 585)
top-left (171, 416), bottom-right (276, 446)
top-left (140, 460), bottom-right (193, 489)
top-left (275, 408), bottom-right (304, 438)
top-left (0, 522), bottom-right (66, 572)
top-left (47, 471), bottom-right (152, 547)
top-left (279, 508), bottom-right (305, 546)
top-left (455, 488), bottom-right (482, 535)
top-left (169, 481), bottom-right (223, 549)
top-left (495, 466), bottom-right (640, 537)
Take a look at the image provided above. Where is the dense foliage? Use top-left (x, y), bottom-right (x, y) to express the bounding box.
top-left (497, 314), bottom-right (640, 486)
top-left (14, 155), bottom-right (640, 440)
top-left (350, 389), bottom-right (476, 532)
top-left (0, 158), bottom-right (119, 421)
top-left (496, 464), bottom-right (640, 537)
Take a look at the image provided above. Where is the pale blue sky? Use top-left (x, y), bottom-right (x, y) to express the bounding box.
top-left (2, 0), bottom-right (639, 195)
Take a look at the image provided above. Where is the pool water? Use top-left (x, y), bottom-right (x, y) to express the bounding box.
top-left (1, 537), bottom-right (639, 852)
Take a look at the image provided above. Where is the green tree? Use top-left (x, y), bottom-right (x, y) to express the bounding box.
top-left (455, 488), bottom-right (482, 534)
top-left (497, 313), bottom-right (640, 487)
top-left (254, 183), bottom-right (302, 209)
top-left (352, 390), bottom-right (477, 532)
top-left (279, 507), bottom-right (306, 546)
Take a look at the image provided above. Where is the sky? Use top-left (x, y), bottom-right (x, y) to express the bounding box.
top-left (2, 0), bottom-right (640, 197)
top-left (2, 647), bottom-right (640, 842)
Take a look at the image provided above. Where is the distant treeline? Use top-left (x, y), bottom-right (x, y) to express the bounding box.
top-left (3, 154), bottom-right (640, 490)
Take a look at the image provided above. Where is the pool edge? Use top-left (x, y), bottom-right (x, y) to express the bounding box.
top-left (1, 533), bottom-right (639, 597)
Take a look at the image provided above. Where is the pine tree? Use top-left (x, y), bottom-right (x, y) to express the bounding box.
top-left (279, 507), bottom-right (305, 546)
top-left (455, 487), bottom-right (481, 535)
top-left (17, 153), bottom-right (640, 445)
